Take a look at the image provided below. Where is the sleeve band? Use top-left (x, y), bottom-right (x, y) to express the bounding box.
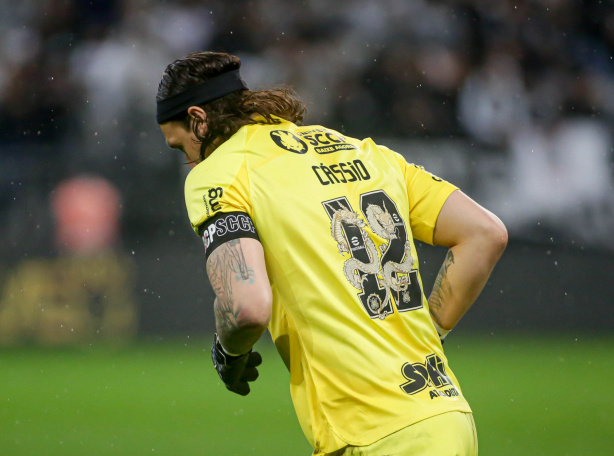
top-left (199, 211), bottom-right (260, 260)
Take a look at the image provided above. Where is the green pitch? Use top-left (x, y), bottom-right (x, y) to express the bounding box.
top-left (1, 333), bottom-right (612, 456)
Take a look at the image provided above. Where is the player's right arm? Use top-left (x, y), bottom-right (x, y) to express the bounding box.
top-left (429, 190), bottom-right (507, 334)
top-left (206, 236), bottom-right (272, 355)
top-left (202, 222), bottom-right (271, 396)
top-left (184, 144), bottom-right (271, 395)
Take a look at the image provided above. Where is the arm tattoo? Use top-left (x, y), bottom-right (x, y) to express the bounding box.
top-left (207, 239), bottom-right (256, 337)
top-left (428, 250), bottom-right (455, 325)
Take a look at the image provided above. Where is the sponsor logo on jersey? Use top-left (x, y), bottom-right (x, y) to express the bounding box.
top-left (202, 187), bottom-right (223, 217)
top-left (296, 128), bottom-right (357, 154)
top-left (270, 130), bottom-right (308, 154)
top-left (400, 354), bottom-right (459, 399)
top-left (314, 143), bottom-right (356, 154)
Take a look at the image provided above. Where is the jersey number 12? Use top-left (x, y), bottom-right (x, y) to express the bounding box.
top-left (323, 190), bottom-right (423, 320)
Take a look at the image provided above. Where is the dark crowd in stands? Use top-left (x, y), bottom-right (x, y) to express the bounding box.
top-left (1, 0), bottom-right (613, 259)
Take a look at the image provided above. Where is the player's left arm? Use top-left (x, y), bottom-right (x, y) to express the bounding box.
top-left (428, 190), bottom-right (507, 335)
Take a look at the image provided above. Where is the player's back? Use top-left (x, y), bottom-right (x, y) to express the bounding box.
top-left (184, 118), bottom-right (471, 452)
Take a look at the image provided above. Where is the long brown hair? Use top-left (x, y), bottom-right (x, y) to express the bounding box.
top-left (157, 52), bottom-right (306, 160)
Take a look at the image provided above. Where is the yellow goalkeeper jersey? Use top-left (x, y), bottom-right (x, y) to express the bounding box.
top-left (184, 117), bottom-right (472, 453)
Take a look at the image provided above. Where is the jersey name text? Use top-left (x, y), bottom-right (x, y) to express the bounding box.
top-left (312, 159), bottom-right (371, 186)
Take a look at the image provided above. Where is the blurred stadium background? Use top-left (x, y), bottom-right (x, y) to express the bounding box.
top-left (0, 0), bottom-right (613, 455)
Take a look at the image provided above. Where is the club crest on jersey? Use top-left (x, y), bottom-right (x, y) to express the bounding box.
top-left (270, 130), bottom-right (308, 154)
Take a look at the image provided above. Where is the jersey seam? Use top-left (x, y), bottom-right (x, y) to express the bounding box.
top-left (241, 126), bottom-right (253, 215)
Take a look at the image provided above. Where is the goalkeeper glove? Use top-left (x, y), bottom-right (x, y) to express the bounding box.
top-left (211, 333), bottom-right (262, 396)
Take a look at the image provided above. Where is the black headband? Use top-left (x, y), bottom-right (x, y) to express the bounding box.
top-left (156, 69), bottom-right (248, 124)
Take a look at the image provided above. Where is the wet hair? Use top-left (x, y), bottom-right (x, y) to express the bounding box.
top-left (157, 51), bottom-right (306, 160)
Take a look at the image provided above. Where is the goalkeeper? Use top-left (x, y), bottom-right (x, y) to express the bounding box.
top-left (156, 51), bottom-right (506, 456)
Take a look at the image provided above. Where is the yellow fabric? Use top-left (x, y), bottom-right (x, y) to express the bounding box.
top-left (184, 118), bottom-right (471, 454)
top-left (323, 412), bottom-right (478, 456)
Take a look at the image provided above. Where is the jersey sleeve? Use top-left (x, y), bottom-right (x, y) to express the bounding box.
top-left (383, 147), bottom-right (458, 245)
top-left (184, 148), bottom-right (252, 236)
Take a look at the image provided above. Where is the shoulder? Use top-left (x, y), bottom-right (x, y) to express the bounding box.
top-left (184, 129), bottom-right (251, 209)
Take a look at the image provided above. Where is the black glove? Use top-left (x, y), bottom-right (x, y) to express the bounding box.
top-left (211, 333), bottom-right (262, 396)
